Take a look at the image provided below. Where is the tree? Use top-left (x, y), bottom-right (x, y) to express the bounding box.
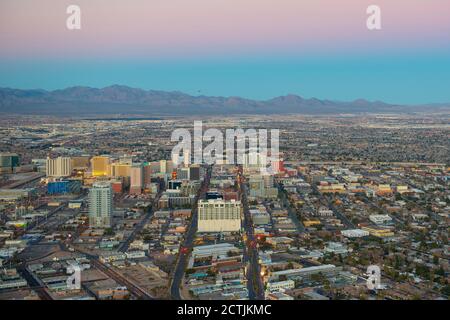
top-left (206, 268), bottom-right (216, 277)
top-left (104, 228), bottom-right (115, 236)
top-left (441, 285), bottom-right (450, 296)
top-left (185, 268), bottom-right (196, 275)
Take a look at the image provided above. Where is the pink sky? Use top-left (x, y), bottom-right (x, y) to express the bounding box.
top-left (1, 0), bottom-right (449, 59)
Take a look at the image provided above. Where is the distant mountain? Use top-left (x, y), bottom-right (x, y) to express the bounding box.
top-left (0, 85), bottom-right (448, 116)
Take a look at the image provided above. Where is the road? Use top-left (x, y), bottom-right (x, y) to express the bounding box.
top-left (66, 244), bottom-right (155, 300)
top-left (117, 193), bottom-right (161, 252)
top-left (25, 203), bottom-right (67, 231)
top-left (17, 265), bottom-right (53, 300)
top-left (89, 258), bottom-right (154, 300)
top-left (301, 173), bottom-right (355, 229)
top-left (239, 173), bottom-right (265, 300)
top-left (169, 167), bottom-right (211, 300)
top-left (359, 195), bottom-right (406, 227)
top-left (277, 183), bottom-right (305, 232)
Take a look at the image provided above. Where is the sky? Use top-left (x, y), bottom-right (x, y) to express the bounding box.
top-left (0, 0), bottom-right (450, 104)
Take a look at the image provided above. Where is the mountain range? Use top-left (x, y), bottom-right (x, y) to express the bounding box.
top-left (0, 85), bottom-right (449, 116)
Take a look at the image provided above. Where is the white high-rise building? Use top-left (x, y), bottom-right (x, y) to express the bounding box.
top-left (46, 157), bottom-right (72, 177)
top-left (198, 199), bottom-right (242, 232)
top-left (89, 182), bottom-right (113, 228)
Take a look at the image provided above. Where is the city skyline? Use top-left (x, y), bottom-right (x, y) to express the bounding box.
top-left (0, 0), bottom-right (449, 305)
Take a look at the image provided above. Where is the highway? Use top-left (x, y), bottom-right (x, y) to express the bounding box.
top-left (239, 173), bottom-right (265, 300)
top-left (169, 167), bottom-right (211, 300)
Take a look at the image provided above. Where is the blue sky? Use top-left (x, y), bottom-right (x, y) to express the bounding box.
top-left (1, 0), bottom-right (450, 105)
top-left (1, 52), bottom-right (449, 105)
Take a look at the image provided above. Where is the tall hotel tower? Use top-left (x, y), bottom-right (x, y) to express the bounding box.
top-left (89, 182), bottom-right (113, 228)
top-left (46, 157), bottom-right (72, 177)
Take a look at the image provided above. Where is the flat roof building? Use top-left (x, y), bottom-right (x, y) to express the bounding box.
top-left (198, 199), bottom-right (242, 233)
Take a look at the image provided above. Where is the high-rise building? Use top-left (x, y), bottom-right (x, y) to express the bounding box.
top-left (111, 163), bottom-right (131, 178)
top-left (271, 158), bottom-right (285, 174)
top-left (0, 153), bottom-right (20, 173)
top-left (46, 157), bottom-right (72, 177)
top-left (89, 182), bottom-right (113, 228)
top-left (183, 149), bottom-right (191, 167)
top-left (149, 161), bottom-right (160, 173)
top-left (130, 164), bottom-right (143, 194)
top-left (159, 160), bottom-right (173, 174)
top-left (176, 167), bottom-right (190, 180)
top-left (198, 199), bottom-right (242, 232)
top-left (243, 151), bottom-right (267, 170)
top-left (249, 174), bottom-right (278, 199)
top-left (143, 163), bottom-right (152, 188)
top-left (189, 165), bottom-right (201, 181)
top-left (263, 174), bottom-right (274, 188)
top-left (249, 174), bottom-right (265, 198)
top-left (91, 156), bottom-right (111, 177)
top-left (160, 160), bottom-right (168, 174)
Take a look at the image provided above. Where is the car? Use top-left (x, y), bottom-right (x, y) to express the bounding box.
top-left (180, 247), bottom-right (190, 254)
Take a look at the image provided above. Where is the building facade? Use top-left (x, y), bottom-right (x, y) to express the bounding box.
top-left (89, 182), bottom-right (113, 228)
top-left (198, 199), bottom-right (242, 232)
top-left (46, 157), bottom-right (72, 177)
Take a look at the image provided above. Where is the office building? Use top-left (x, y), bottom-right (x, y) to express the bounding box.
top-left (0, 153), bottom-right (20, 173)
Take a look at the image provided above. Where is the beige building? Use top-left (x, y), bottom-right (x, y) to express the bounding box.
top-left (46, 157), bottom-right (72, 177)
top-left (130, 164), bottom-right (143, 194)
top-left (111, 163), bottom-right (131, 178)
top-left (198, 199), bottom-right (242, 232)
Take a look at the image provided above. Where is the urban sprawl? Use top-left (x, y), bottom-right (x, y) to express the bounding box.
top-left (0, 114), bottom-right (448, 300)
